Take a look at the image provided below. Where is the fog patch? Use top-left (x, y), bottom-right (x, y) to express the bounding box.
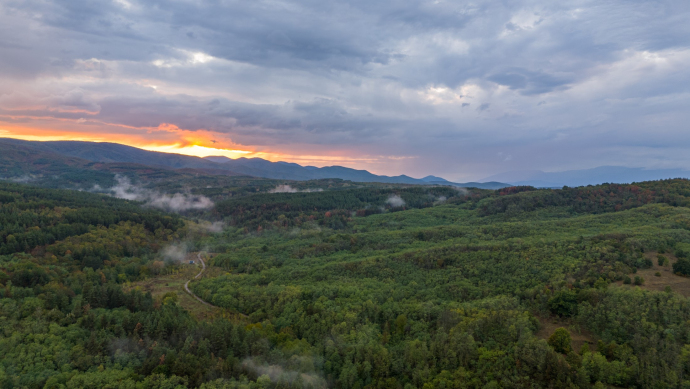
top-left (109, 175), bottom-right (145, 200)
top-left (109, 175), bottom-right (213, 212)
top-left (270, 184), bottom-right (298, 193)
top-left (1, 175), bottom-right (36, 183)
top-left (386, 195), bottom-right (406, 207)
top-left (148, 192), bottom-right (213, 211)
top-left (200, 221), bottom-right (225, 233)
top-left (109, 337), bottom-right (139, 356)
top-left (161, 243), bottom-right (189, 262)
top-left (269, 185), bottom-right (323, 193)
top-left (242, 359), bottom-right (326, 389)
top-left (435, 195), bottom-right (447, 204)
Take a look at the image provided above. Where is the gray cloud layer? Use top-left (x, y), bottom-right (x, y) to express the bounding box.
top-left (1, 0), bottom-right (690, 180)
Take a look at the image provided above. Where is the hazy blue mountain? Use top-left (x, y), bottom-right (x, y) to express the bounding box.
top-left (202, 155), bottom-right (508, 187)
top-left (0, 139), bottom-right (509, 188)
top-left (421, 175), bottom-right (449, 182)
top-left (433, 181), bottom-right (509, 189)
top-left (483, 166), bottom-right (690, 187)
top-left (209, 157), bottom-right (455, 184)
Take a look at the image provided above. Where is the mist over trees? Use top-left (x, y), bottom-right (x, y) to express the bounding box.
top-left (4, 179), bottom-right (690, 387)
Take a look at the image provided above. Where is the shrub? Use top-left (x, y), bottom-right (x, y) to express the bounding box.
top-left (655, 272), bottom-right (661, 277)
top-left (657, 254), bottom-right (666, 266)
top-left (634, 276), bottom-right (644, 285)
top-left (623, 276), bottom-right (631, 284)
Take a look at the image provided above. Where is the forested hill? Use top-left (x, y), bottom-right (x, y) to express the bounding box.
top-left (195, 178), bottom-right (690, 388)
top-left (5, 179), bottom-right (690, 388)
top-left (0, 138), bottom-right (224, 171)
top-left (0, 138), bottom-right (509, 188)
top-left (0, 182), bottom-right (184, 256)
top-left (211, 178), bottom-right (690, 232)
top-left (0, 140), bottom-right (396, 204)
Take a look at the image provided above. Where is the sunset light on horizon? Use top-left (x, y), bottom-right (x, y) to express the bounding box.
top-left (4, 0), bottom-right (690, 385)
top-left (0, 124), bottom-right (400, 173)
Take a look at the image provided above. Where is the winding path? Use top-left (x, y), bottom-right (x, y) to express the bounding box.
top-left (183, 253), bottom-right (248, 318)
top-left (184, 252), bottom-right (214, 307)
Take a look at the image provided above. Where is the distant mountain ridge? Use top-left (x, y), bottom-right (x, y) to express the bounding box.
top-left (0, 138), bottom-right (509, 188)
top-left (202, 155), bottom-right (473, 185)
top-left (5, 138), bottom-right (684, 189)
top-left (483, 166), bottom-right (690, 187)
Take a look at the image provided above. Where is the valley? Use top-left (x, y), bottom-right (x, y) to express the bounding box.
top-left (2, 0), bottom-right (687, 386)
top-left (3, 154), bottom-right (690, 387)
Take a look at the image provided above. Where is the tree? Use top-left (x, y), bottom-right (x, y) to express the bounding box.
top-left (673, 258), bottom-right (690, 276)
top-left (580, 343), bottom-right (590, 355)
top-left (548, 328), bottom-right (572, 354)
top-left (548, 291), bottom-right (578, 317)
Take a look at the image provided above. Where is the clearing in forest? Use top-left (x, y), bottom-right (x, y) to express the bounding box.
top-left (616, 251), bottom-right (690, 296)
top-left (126, 252), bottom-right (223, 319)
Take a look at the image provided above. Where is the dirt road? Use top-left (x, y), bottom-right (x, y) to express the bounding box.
top-left (184, 252), bottom-right (213, 307)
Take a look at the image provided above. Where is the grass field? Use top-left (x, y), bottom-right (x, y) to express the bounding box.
top-left (614, 251), bottom-right (690, 296)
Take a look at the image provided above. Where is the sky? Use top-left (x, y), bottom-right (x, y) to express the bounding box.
top-left (0, 0), bottom-right (689, 181)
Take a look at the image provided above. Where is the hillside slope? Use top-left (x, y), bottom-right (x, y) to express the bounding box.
top-left (5, 179), bottom-right (690, 387)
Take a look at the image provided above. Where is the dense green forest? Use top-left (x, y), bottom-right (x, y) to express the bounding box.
top-left (5, 179), bottom-right (690, 388)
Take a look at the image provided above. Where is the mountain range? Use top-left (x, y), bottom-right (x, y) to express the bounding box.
top-left (3, 138), bottom-right (687, 189)
top-left (200, 155), bottom-right (505, 187)
top-left (0, 138), bottom-right (508, 189)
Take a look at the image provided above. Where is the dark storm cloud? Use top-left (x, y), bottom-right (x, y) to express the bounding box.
top-left (1, 0), bottom-right (690, 180)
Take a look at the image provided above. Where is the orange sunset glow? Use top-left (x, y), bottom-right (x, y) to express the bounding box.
top-left (3, 1), bottom-right (690, 387)
top-left (0, 122), bottom-right (392, 170)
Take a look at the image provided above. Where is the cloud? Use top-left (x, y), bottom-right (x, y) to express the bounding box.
top-left (386, 195), bottom-right (406, 207)
top-left (109, 175), bottom-right (213, 212)
top-left (488, 69), bottom-right (571, 95)
top-left (1, 0), bottom-right (690, 181)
